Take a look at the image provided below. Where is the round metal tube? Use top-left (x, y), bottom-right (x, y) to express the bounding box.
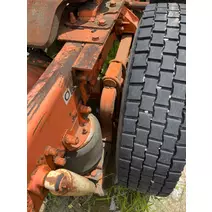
top-left (44, 169), bottom-right (97, 196)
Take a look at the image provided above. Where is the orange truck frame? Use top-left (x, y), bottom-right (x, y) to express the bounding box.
top-left (27, 0), bottom-right (186, 211)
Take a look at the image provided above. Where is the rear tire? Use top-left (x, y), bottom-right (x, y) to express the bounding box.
top-left (116, 3), bottom-right (186, 196)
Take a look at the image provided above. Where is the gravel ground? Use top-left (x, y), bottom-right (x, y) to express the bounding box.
top-left (149, 167), bottom-right (186, 212)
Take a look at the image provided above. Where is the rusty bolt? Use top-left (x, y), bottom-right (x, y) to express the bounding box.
top-left (82, 128), bottom-right (87, 134)
top-left (79, 104), bottom-right (92, 114)
top-left (92, 35), bottom-right (99, 41)
top-left (110, 0), bottom-right (116, 7)
top-left (54, 156), bottom-right (66, 166)
top-left (44, 146), bottom-right (57, 156)
top-left (98, 19), bottom-right (106, 26)
top-left (64, 134), bottom-right (79, 145)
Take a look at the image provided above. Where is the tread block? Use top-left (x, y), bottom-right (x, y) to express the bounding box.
top-left (156, 88), bottom-right (171, 106)
top-left (118, 167), bottom-right (129, 177)
top-left (144, 153), bottom-right (158, 167)
top-left (165, 181), bottom-right (177, 189)
top-left (136, 40), bottom-right (150, 53)
top-left (177, 49), bottom-right (186, 64)
top-left (169, 100), bottom-right (184, 118)
top-left (133, 53), bottom-right (148, 67)
top-left (146, 61), bottom-right (160, 77)
top-left (132, 156), bottom-right (144, 169)
top-left (174, 65), bottom-right (186, 82)
top-left (155, 14), bottom-right (167, 22)
top-left (130, 167), bottom-right (141, 177)
top-left (145, 4), bottom-right (156, 11)
top-left (168, 3), bottom-right (179, 11)
top-left (153, 22), bottom-right (167, 33)
top-left (119, 158), bottom-right (130, 169)
top-left (177, 129), bottom-right (186, 145)
top-left (128, 182), bottom-right (138, 190)
top-left (140, 94), bottom-right (155, 112)
top-left (142, 165), bottom-right (155, 176)
top-left (147, 139), bottom-right (161, 155)
top-left (180, 23), bottom-right (186, 35)
top-left (133, 143), bottom-right (146, 158)
top-left (165, 28), bottom-right (179, 40)
top-left (120, 147), bottom-right (132, 160)
top-left (153, 174), bottom-right (166, 184)
top-left (160, 187), bottom-right (173, 195)
top-left (140, 175), bottom-right (152, 183)
top-left (161, 135), bottom-right (177, 152)
top-left (157, 3), bottom-right (168, 8)
top-left (149, 46), bottom-right (163, 60)
top-left (182, 110), bottom-right (186, 128)
top-left (141, 18), bottom-right (154, 27)
top-left (121, 133), bottom-right (134, 148)
top-left (180, 9), bottom-right (186, 15)
top-left (127, 85), bottom-right (142, 100)
top-left (118, 181), bottom-right (127, 187)
top-left (172, 82), bottom-right (186, 100)
top-left (138, 112), bottom-right (152, 129)
top-left (155, 163), bottom-right (170, 175)
top-left (150, 123), bottom-right (165, 140)
top-left (156, 7), bottom-right (167, 14)
top-left (130, 68), bottom-right (145, 83)
top-left (174, 146), bottom-right (186, 159)
top-left (171, 160), bottom-right (185, 172)
top-left (138, 27), bottom-right (152, 39)
top-left (168, 11), bottom-right (180, 18)
top-left (151, 32), bottom-right (164, 46)
top-left (164, 40), bottom-right (178, 55)
top-left (153, 106), bottom-right (168, 124)
top-left (167, 18), bottom-right (180, 28)
top-left (158, 150), bottom-right (173, 165)
top-left (135, 128), bottom-right (149, 145)
top-left (143, 77), bottom-right (158, 94)
top-left (158, 71), bottom-right (173, 88)
top-left (125, 101), bottom-right (139, 117)
top-left (167, 172), bottom-right (181, 182)
top-left (123, 118), bottom-right (137, 133)
top-left (179, 35), bottom-right (186, 49)
top-left (151, 182), bottom-right (163, 190)
top-left (181, 15), bottom-right (186, 24)
top-left (165, 118), bottom-right (181, 136)
top-left (161, 55), bottom-right (175, 71)
top-left (138, 183), bottom-right (149, 193)
top-left (179, 4), bottom-right (186, 9)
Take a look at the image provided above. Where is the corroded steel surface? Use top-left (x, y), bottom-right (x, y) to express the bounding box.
top-left (27, 0), bottom-right (66, 47)
top-left (73, 44), bottom-right (103, 71)
top-left (100, 35), bottom-right (133, 142)
top-left (44, 169), bottom-right (97, 196)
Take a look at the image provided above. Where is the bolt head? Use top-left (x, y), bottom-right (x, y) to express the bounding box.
top-left (92, 35), bottom-right (99, 41)
top-left (98, 19), bottom-right (106, 26)
top-left (110, 0), bottom-right (116, 7)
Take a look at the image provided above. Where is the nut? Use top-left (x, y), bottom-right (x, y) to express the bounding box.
top-left (98, 19), bottom-right (106, 26)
